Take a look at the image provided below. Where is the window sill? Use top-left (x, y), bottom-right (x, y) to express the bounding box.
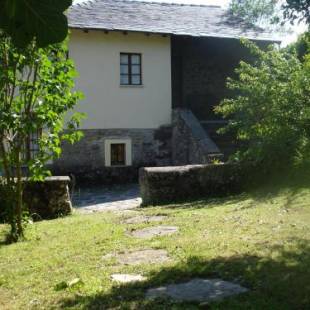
top-left (120, 84), bottom-right (144, 88)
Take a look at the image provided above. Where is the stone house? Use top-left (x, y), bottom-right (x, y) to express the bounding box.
top-left (52, 0), bottom-right (280, 183)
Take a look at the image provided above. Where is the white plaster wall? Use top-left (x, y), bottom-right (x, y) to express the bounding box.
top-left (69, 30), bottom-right (172, 129)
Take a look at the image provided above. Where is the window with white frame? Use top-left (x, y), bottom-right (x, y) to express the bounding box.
top-left (104, 139), bottom-right (132, 167)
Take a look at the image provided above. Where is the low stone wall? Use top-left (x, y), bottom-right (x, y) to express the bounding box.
top-left (139, 164), bottom-right (243, 206)
top-left (23, 176), bottom-right (72, 220)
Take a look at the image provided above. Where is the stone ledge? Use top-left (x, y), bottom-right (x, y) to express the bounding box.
top-left (21, 176), bottom-right (71, 183)
top-left (0, 176), bottom-right (72, 220)
top-left (24, 177), bottom-right (72, 219)
top-left (139, 163), bottom-right (243, 206)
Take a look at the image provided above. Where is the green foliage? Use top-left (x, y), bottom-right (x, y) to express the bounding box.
top-left (0, 0), bottom-right (72, 47)
top-left (229, 0), bottom-right (282, 26)
top-left (215, 40), bottom-right (310, 172)
top-left (286, 32), bottom-right (310, 59)
top-left (283, 0), bottom-right (310, 25)
top-left (230, 0), bottom-right (310, 29)
top-left (0, 33), bottom-right (84, 241)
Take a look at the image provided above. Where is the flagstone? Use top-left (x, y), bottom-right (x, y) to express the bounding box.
top-left (146, 278), bottom-right (248, 302)
top-left (129, 226), bottom-right (178, 239)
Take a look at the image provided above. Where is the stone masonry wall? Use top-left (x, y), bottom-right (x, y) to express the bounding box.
top-left (52, 127), bottom-right (172, 184)
top-left (140, 164), bottom-right (243, 206)
top-left (23, 176), bottom-right (72, 220)
top-left (0, 177), bottom-right (72, 221)
top-left (172, 109), bottom-right (222, 165)
top-left (171, 36), bottom-right (267, 120)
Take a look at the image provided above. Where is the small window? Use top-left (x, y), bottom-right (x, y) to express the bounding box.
top-left (120, 53), bottom-right (142, 85)
top-left (105, 139), bottom-right (132, 167)
top-left (111, 143), bottom-right (126, 166)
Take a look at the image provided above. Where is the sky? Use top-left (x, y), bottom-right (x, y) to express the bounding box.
top-left (73, 0), bottom-right (307, 45)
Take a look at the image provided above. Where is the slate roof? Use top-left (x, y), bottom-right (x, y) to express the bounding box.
top-left (68, 0), bottom-right (281, 42)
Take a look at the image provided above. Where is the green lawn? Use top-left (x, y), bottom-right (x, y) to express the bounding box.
top-left (0, 183), bottom-right (309, 309)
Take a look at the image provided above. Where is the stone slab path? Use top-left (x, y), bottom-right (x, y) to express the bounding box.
top-left (73, 185), bottom-right (248, 305)
top-left (103, 249), bottom-right (171, 266)
top-left (73, 183), bottom-right (142, 213)
top-left (111, 274), bottom-right (147, 284)
top-left (146, 278), bottom-right (248, 302)
top-left (129, 226), bottom-right (178, 239)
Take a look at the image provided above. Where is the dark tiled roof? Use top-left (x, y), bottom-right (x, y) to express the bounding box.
top-left (68, 0), bottom-right (281, 42)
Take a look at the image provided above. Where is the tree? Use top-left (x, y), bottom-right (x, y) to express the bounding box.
top-left (0, 33), bottom-right (84, 242)
top-left (230, 0), bottom-right (310, 28)
top-left (229, 0), bottom-right (282, 27)
top-left (0, 0), bottom-right (72, 47)
top-left (215, 40), bottom-right (310, 172)
top-left (286, 31), bottom-right (310, 58)
top-left (283, 0), bottom-right (310, 25)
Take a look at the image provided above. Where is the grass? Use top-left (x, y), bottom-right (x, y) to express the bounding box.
top-left (0, 182), bottom-right (310, 309)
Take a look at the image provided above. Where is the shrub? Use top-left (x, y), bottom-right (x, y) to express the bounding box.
top-left (215, 39), bottom-right (310, 174)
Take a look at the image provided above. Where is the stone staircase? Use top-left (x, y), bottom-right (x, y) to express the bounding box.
top-left (172, 109), bottom-right (238, 164)
top-left (200, 120), bottom-right (239, 161)
top-left (172, 109), bottom-right (223, 165)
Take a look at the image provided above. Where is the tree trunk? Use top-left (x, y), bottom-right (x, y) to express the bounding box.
top-left (15, 150), bottom-right (24, 239)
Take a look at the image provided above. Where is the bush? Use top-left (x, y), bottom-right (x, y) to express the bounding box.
top-left (215, 39), bottom-right (310, 174)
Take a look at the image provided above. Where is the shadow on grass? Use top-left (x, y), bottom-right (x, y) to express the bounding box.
top-left (139, 192), bottom-right (249, 210)
top-left (59, 239), bottom-right (310, 309)
top-left (0, 224), bottom-right (11, 246)
top-left (149, 171), bottom-right (310, 212)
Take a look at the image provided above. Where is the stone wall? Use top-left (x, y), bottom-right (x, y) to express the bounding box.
top-left (52, 113), bottom-right (225, 183)
top-left (23, 176), bottom-right (72, 219)
top-left (139, 164), bottom-right (243, 206)
top-left (52, 127), bottom-right (172, 184)
top-left (171, 36), bottom-right (267, 121)
top-left (172, 109), bottom-right (222, 165)
top-left (171, 36), bottom-right (269, 159)
top-left (0, 176), bottom-right (73, 222)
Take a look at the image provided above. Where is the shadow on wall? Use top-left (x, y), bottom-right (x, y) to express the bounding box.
top-left (59, 239), bottom-right (310, 309)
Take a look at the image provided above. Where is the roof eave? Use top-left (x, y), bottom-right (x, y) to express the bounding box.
top-left (69, 26), bottom-right (282, 44)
